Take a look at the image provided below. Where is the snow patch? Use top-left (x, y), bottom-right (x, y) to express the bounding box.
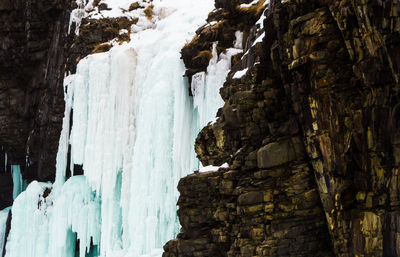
top-left (233, 68), bottom-right (249, 79)
top-left (199, 163), bottom-right (229, 173)
top-left (240, 0), bottom-right (259, 8)
top-left (252, 32), bottom-right (265, 47)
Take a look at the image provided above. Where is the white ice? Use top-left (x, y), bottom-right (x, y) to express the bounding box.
top-left (5, 181), bottom-right (52, 257)
top-left (0, 207), bottom-right (10, 257)
top-left (192, 43), bottom-right (243, 128)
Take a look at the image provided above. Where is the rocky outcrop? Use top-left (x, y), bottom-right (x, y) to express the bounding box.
top-left (0, 0), bottom-right (73, 184)
top-left (164, 0), bottom-right (400, 256)
top-left (66, 14), bottom-right (137, 74)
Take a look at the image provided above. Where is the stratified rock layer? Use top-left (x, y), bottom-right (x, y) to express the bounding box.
top-left (164, 0), bottom-right (400, 256)
top-left (0, 0), bottom-right (72, 183)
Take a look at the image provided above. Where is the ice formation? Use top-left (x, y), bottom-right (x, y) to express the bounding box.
top-left (0, 207), bottom-right (10, 257)
top-left (3, 0), bottom-right (245, 256)
top-left (192, 43), bottom-right (243, 128)
top-left (11, 165), bottom-right (24, 200)
top-left (5, 181), bottom-right (52, 257)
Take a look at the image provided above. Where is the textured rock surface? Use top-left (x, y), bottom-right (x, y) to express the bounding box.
top-left (0, 0), bottom-right (399, 255)
top-left (164, 0), bottom-right (400, 256)
top-left (0, 0), bottom-right (72, 183)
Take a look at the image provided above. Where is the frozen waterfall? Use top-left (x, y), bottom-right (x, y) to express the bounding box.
top-left (2, 0), bottom-right (243, 256)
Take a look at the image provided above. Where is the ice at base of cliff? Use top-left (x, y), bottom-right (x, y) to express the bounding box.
top-left (0, 207), bottom-right (10, 257)
top-left (5, 177), bottom-right (101, 257)
top-left (5, 181), bottom-right (52, 257)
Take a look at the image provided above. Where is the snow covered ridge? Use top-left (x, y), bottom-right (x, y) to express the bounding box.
top-left (69, 0), bottom-right (182, 35)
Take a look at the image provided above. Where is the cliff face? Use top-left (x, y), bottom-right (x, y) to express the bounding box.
top-left (0, 0), bottom-right (399, 255)
top-left (164, 0), bottom-right (400, 256)
top-left (0, 0), bottom-right (72, 187)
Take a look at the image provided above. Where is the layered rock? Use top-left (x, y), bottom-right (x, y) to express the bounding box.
top-left (0, 0), bottom-right (73, 183)
top-left (164, 0), bottom-right (400, 256)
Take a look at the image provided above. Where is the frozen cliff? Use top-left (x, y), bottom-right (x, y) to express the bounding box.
top-left (0, 0), bottom-right (400, 256)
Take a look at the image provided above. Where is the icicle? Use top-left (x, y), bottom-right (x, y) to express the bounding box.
top-left (192, 42), bottom-right (243, 129)
top-left (191, 72), bottom-right (206, 111)
top-left (66, 44), bottom-right (138, 256)
top-left (68, 0), bottom-right (87, 35)
top-left (11, 165), bottom-right (23, 200)
top-left (53, 73), bottom-right (75, 191)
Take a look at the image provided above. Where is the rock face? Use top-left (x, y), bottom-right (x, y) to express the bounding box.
top-left (0, 0), bottom-right (72, 184)
top-left (0, 0), bottom-right (399, 255)
top-left (164, 0), bottom-right (400, 256)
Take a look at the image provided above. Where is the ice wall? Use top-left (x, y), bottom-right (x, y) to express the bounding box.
top-left (68, 44), bottom-right (138, 256)
top-left (49, 176), bottom-right (101, 257)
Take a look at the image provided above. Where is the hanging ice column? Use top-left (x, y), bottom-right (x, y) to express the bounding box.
top-left (191, 33), bottom-right (244, 129)
top-left (64, 0), bottom-right (217, 255)
top-left (11, 165), bottom-right (25, 200)
top-left (67, 44), bottom-right (138, 256)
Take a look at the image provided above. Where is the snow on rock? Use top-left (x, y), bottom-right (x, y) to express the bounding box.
top-left (233, 68), bottom-right (249, 79)
top-left (240, 0), bottom-right (260, 8)
top-left (199, 163), bottom-right (229, 173)
top-left (252, 32), bottom-right (265, 46)
top-left (256, 10), bottom-right (267, 30)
